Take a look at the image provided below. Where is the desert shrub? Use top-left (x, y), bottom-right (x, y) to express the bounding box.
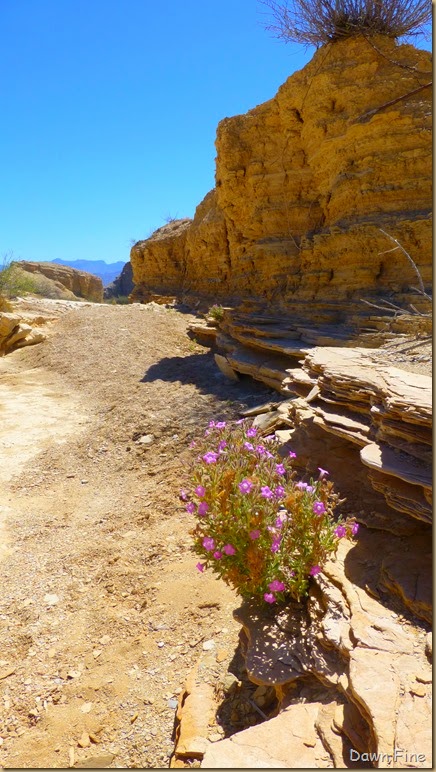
top-left (183, 420), bottom-right (358, 604)
top-left (261, 0), bottom-right (431, 47)
top-left (208, 304), bottom-right (225, 322)
top-left (0, 254), bottom-right (37, 298)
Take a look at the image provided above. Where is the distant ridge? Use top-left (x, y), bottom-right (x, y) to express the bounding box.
top-left (51, 258), bottom-right (125, 286)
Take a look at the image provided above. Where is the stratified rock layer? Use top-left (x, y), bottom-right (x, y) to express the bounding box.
top-left (17, 261), bottom-right (103, 303)
top-left (131, 36), bottom-right (431, 329)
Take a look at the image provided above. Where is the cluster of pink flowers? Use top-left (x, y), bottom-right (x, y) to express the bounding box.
top-left (187, 418), bottom-right (360, 604)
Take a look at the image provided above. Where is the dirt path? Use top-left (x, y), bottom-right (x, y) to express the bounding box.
top-left (0, 301), bottom-right (275, 769)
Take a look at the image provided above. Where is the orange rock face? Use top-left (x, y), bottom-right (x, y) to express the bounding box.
top-left (130, 36), bottom-right (431, 321)
top-left (18, 261), bottom-right (103, 303)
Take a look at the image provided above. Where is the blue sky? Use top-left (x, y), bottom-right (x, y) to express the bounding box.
top-left (1, 1), bottom-right (431, 265)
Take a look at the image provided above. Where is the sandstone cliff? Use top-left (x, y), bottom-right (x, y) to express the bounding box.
top-left (18, 261), bottom-right (103, 303)
top-left (130, 36), bottom-right (431, 332)
top-left (104, 261), bottom-right (134, 299)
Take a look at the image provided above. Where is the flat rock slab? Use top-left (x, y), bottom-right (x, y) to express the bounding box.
top-left (201, 702), bottom-right (328, 768)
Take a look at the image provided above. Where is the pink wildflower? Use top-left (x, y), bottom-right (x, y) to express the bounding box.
top-left (255, 445), bottom-right (266, 455)
top-left (313, 501), bottom-right (326, 516)
top-left (310, 565), bottom-right (321, 576)
top-left (238, 479), bottom-right (253, 494)
top-left (243, 442), bottom-right (254, 451)
top-left (288, 450), bottom-right (297, 459)
top-left (261, 486), bottom-right (273, 499)
top-left (271, 538), bottom-right (281, 554)
top-left (196, 562), bottom-right (205, 573)
top-left (202, 451), bottom-right (218, 464)
top-left (318, 467), bottom-right (329, 477)
top-left (213, 551), bottom-right (222, 560)
top-left (274, 485), bottom-right (286, 499)
top-left (246, 427), bottom-right (257, 438)
top-left (202, 537), bottom-right (215, 551)
top-left (306, 485), bottom-right (314, 493)
top-left (249, 529), bottom-right (261, 540)
top-left (198, 502), bottom-right (209, 516)
top-left (264, 593), bottom-right (276, 604)
top-left (186, 502), bottom-right (196, 514)
top-left (218, 440), bottom-right (227, 451)
top-left (275, 463), bottom-right (286, 476)
top-left (268, 580), bottom-right (286, 593)
top-left (179, 489), bottom-right (188, 501)
top-left (216, 421), bottom-right (226, 429)
top-left (334, 525), bottom-right (346, 538)
top-left (195, 485), bottom-right (206, 497)
top-left (351, 522), bottom-right (360, 535)
top-left (296, 481), bottom-right (308, 490)
top-left (222, 544), bottom-right (236, 556)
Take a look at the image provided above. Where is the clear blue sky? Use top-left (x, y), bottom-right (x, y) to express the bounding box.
top-left (1, 1), bottom-right (431, 265)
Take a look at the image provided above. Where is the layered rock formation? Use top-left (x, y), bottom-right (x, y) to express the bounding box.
top-left (17, 261), bottom-right (103, 303)
top-left (131, 35), bottom-right (431, 334)
top-left (0, 312), bottom-right (46, 355)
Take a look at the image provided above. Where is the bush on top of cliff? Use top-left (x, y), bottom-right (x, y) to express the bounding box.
top-left (262, 0), bottom-right (431, 46)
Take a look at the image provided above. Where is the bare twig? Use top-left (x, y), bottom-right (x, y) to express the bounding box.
top-left (378, 228), bottom-right (431, 300)
top-left (355, 81), bottom-right (431, 123)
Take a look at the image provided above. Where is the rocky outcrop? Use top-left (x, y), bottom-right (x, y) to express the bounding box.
top-left (0, 312), bottom-right (46, 355)
top-left (206, 533), bottom-right (431, 769)
top-left (131, 36), bottom-right (431, 333)
top-left (17, 261), bottom-right (103, 303)
top-left (104, 261), bottom-right (133, 299)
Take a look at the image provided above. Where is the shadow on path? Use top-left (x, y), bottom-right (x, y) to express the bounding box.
top-left (141, 351), bottom-right (282, 408)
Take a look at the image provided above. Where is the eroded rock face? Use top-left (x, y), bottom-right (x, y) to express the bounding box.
top-left (131, 36), bottom-right (431, 327)
top-left (223, 534), bottom-right (432, 769)
top-left (17, 261), bottom-right (103, 303)
top-left (103, 262), bottom-right (133, 299)
top-left (0, 312), bottom-right (46, 355)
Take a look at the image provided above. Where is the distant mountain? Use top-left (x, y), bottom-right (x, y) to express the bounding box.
top-left (51, 258), bottom-right (126, 286)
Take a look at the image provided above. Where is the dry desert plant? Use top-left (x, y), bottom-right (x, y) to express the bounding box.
top-left (261, 0), bottom-right (431, 47)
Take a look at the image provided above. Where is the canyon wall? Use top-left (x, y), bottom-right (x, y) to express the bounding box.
top-left (18, 261), bottom-right (104, 303)
top-left (130, 36), bottom-right (431, 327)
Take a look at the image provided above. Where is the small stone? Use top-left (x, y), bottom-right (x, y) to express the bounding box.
top-left (410, 684), bottom-right (426, 697)
top-left (137, 434), bottom-right (154, 445)
top-left (208, 732), bottom-right (223, 743)
top-left (99, 635), bottom-right (111, 645)
top-left (415, 671), bottom-right (432, 684)
top-left (202, 639), bottom-right (216, 652)
top-left (80, 702), bottom-right (93, 713)
top-left (92, 650), bottom-right (102, 659)
top-left (78, 732), bottom-right (90, 748)
top-left (157, 641), bottom-right (165, 648)
top-left (167, 698), bottom-right (178, 710)
top-left (73, 753), bottom-right (115, 768)
top-left (44, 594), bottom-right (59, 606)
top-left (67, 670), bottom-right (81, 679)
top-left (66, 474), bottom-right (76, 478)
top-left (81, 479), bottom-right (89, 484)
top-left (216, 649), bottom-right (228, 663)
top-left (0, 667), bottom-right (16, 680)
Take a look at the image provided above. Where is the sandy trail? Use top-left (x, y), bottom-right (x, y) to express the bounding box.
top-left (0, 300), bottom-right (274, 769)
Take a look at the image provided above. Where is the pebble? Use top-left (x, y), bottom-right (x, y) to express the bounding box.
top-left (209, 732), bottom-right (223, 743)
top-left (167, 698), bottom-right (178, 709)
top-left (202, 639), bottom-right (216, 651)
top-left (78, 732), bottom-right (91, 748)
top-left (44, 594), bottom-right (59, 606)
